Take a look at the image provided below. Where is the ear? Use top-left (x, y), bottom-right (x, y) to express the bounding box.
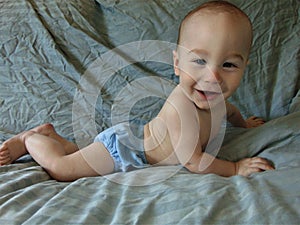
top-left (173, 50), bottom-right (180, 76)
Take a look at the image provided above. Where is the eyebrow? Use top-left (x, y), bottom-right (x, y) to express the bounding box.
top-left (188, 49), bottom-right (245, 62)
top-left (227, 53), bottom-right (245, 62)
top-left (188, 49), bottom-right (208, 56)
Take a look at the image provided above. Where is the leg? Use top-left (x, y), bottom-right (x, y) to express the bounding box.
top-left (31, 123), bottom-right (79, 155)
top-left (0, 123), bottom-right (78, 165)
top-left (24, 132), bottom-right (115, 181)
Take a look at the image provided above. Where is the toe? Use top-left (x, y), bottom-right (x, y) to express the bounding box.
top-left (0, 151), bottom-right (9, 157)
top-left (0, 156), bottom-right (11, 166)
top-left (0, 146), bottom-right (9, 155)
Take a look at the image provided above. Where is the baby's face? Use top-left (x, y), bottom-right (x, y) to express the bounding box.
top-left (174, 12), bottom-right (252, 110)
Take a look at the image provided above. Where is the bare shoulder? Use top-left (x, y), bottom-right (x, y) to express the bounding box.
top-left (225, 100), bottom-right (234, 110)
top-left (157, 87), bottom-right (183, 124)
top-left (225, 101), bottom-right (237, 117)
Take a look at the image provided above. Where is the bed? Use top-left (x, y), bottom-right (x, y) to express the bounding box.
top-left (0, 0), bottom-right (299, 224)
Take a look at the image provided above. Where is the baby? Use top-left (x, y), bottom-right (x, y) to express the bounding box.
top-left (0, 1), bottom-right (274, 181)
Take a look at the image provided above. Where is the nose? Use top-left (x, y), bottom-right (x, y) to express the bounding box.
top-left (204, 66), bottom-right (223, 84)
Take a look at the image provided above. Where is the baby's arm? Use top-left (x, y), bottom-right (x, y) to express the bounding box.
top-left (226, 102), bottom-right (264, 128)
top-left (185, 152), bottom-right (236, 177)
top-left (185, 152), bottom-right (274, 177)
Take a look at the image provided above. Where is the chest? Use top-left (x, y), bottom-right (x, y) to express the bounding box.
top-left (197, 110), bottom-right (225, 148)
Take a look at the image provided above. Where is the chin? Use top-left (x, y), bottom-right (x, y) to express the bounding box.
top-left (194, 98), bottom-right (216, 110)
top-left (193, 94), bottom-right (225, 110)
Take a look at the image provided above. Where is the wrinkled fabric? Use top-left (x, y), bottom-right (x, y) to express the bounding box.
top-left (0, 0), bottom-right (299, 224)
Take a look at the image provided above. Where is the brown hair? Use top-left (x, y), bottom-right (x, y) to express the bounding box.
top-left (177, 0), bottom-right (253, 46)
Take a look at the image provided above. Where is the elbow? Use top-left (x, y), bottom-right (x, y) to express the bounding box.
top-left (182, 153), bottom-right (217, 174)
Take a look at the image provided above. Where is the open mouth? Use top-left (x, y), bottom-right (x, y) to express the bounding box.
top-left (197, 90), bottom-right (221, 100)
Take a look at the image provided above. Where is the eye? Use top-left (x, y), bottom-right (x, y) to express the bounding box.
top-left (223, 62), bottom-right (237, 68)
top-left (193, 59), bottom-right (206, 65)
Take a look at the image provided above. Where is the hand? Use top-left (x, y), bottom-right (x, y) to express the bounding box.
top-left (235, 157), bottom-right (275, 177)
top-left (245, 116), bottom-right (265, 128)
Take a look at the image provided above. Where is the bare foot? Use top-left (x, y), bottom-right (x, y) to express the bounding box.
top-left (0, 123), bottom-right (78, 166)
top-left (0, 131), bottom-right (30, 165)
top-left (31, 123), bottom-right (78, 154)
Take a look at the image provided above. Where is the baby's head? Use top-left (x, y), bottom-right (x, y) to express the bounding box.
top-left (173, 1), bottom-right (253, 109)
top-left (177, 1), bottom-right (253, 55)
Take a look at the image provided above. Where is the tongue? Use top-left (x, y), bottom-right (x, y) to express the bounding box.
top-left (201, 90), bottom-right (220, 100)
top-left (204, 91), bottom-right (216, 95)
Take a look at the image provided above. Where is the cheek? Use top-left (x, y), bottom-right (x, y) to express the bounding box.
top-left (224, 75), bottom-right (243, 93)
top-left (178, 66), bottom-right (197, 83)
top-left (180, 74), bottom-right (195, 88)
top-left (179, 66), bottom-right (200, 83)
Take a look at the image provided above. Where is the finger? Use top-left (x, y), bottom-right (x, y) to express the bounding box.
top-left (254, 118), bottom-right (264, 123)
top-left (252, 163), bottom-right (274, 171)
top-left (255, 120), bottom-right (265, 124)
top-left (250, 158), bottom-right (275, 170)
top-left (248, 116), bottom-right (265, 122)
top-left (252, 119), bottom-right (264, 124)
top-left (251, 157), bottom-right (274, 165)
top-left (246, 118), bottom-right (265, 128)
top-left (251, 157), bottom-right (268, 162)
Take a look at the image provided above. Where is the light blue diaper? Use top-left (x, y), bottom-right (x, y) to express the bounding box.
top-left (94, 122), bottom-right (149, 172)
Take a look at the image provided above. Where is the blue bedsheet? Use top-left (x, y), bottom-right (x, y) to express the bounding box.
top-left (0, 0), bottom-right (299, 224)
